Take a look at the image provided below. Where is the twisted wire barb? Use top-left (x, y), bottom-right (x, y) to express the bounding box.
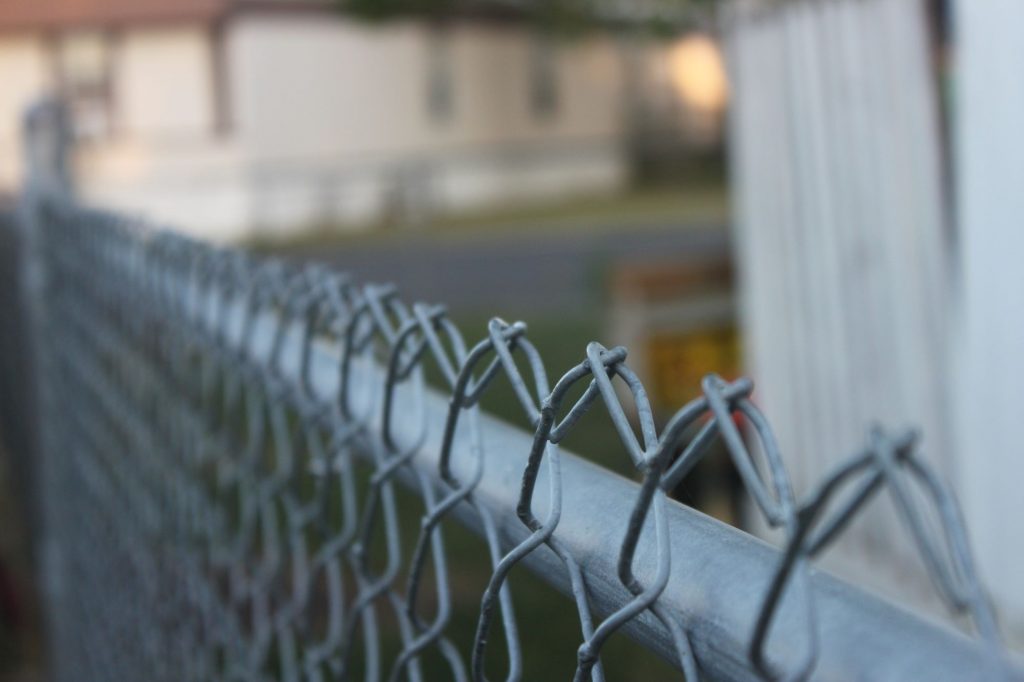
top-left (0, 190), bottom-right (1009, 682)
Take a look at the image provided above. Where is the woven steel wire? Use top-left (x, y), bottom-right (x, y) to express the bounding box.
top-left (0, 187), bottom-right (1006, 682)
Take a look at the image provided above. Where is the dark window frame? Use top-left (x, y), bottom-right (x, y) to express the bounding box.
top-left (529, 34), bottom-right (559, 120)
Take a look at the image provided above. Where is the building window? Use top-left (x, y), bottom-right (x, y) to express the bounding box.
top-left (55, 31), bottom-right (114, 140)
top-left (529, 36), bottom-right (559, 119)
top-left (426, 28), bottom-right (454, 124)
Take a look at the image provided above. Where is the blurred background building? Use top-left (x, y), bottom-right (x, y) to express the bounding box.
top-left (0, 0), bottom-right (726, 240)
top-left (0, 3), bottom-right (737, 677)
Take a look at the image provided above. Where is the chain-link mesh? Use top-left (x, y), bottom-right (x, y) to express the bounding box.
top-left (0, 110), bottom-right (1014, 682)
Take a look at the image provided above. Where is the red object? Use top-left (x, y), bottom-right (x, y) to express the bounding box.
top-left (0, 0), bottom-right (231, 33)
top-left (0, 558), bottom-right (22, 631)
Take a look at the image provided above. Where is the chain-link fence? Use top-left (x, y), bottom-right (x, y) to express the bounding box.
top-left (0, 101), bottom-right (1017, 681)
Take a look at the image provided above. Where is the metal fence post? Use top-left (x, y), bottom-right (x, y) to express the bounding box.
top-left (15, 97), bottom-right (74, 682)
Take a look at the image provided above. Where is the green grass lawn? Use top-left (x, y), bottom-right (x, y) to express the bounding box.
top-left (248, 179), bottom-right (729, 253)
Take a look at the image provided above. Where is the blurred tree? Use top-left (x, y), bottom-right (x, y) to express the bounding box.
top-left (340, 0), bottom-right (460, 21)
top-left (336, 0), bottom-right (707, 35)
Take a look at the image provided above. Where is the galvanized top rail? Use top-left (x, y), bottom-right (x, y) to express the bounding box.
top-left (6, 100), bottom-right (1020, 682)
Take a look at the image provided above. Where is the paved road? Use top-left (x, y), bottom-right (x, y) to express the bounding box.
top-left (287, 220), bottom-right (730, 320)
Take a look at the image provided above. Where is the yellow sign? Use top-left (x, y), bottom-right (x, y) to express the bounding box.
top-left (647, 326), bottom-right (740, 410)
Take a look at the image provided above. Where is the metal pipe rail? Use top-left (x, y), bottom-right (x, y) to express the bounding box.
top-left (18, 204), bottom-right (1017, 682)
top-left (3, 100), bottom-right (1019, 682)
top-left (212, 272), bottom-right (1008, 682)
top-left (251, 309), bottom-right (1008, 681)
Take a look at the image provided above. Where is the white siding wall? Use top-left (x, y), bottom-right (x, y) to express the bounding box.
top-left (227, 17), bottom-right (624, 159)
top-left (228, 18), bottom-right (426, 161)
top-left (0, 36), bottom-right (54, 190)
top-left (116, 27), bottom-right (216, 137)
top-left (226, 15), bottom-right (628, 233)
top-left (953, 0), bottom-right (1024, 641)
top-left (728, 0), bottom-right (1024, 640)
top-left (2, 15), bottom-right (630, 239)
top-left (726, 0), bottom-right (955, 614)
top-left (74, 25), bottom-right (245, 239)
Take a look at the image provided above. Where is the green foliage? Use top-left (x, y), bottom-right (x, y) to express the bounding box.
top-left (338, 0), bottom-right (462, 21)
top-left (335, 0), bottom-right (704, 36)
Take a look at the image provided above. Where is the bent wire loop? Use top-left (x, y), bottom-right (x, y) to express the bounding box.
top-left (11, 190), bottom-right (1009, 682)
